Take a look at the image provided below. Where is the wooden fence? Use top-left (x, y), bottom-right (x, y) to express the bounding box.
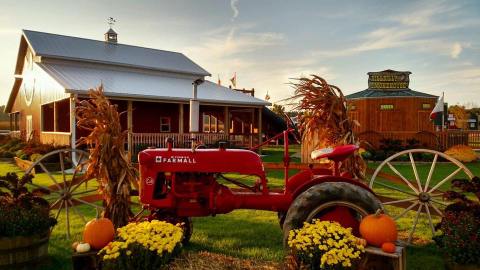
top-left (357, 130), bottom-right (480, 151)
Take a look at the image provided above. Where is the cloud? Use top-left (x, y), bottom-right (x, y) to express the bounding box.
top-left (451, 42), bottom-right (463, 58)
top-left (230, 0), bottom-right (239, 21)
top-left (185, 25), bottom-right (284, 59)
top-left (313, 1), bottom-right (479, 59)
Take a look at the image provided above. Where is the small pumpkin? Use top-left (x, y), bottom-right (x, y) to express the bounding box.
top-left (359, 209), bottom-right (397, 247)
top-left (83, 209), bottom-right (115, 250)
top-left (76, 242), bottom-right (91, 253)
top-left (72, 241), bottom-right (80, 251)
top-left (381, 242), bottom-right (396, 253)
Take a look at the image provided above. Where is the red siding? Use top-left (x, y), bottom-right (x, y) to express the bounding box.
top-left (132, 101), bottom-right (179, 133)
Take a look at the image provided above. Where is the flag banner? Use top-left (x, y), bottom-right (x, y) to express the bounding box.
top-left (430, 94), bottom-right (444, 124)
top-left (230, 72), bottom-right (237, 88)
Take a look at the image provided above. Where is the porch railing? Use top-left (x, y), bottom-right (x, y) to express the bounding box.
top-left (40, 132), bottom-right (71, 146)
top-left (131, 133), bottom-right (259, 157)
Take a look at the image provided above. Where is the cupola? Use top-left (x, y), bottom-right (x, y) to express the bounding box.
top-left (105, 17), bottom-right (117, 44)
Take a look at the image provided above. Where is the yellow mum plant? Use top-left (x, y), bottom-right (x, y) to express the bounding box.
top-left (288, 220), bottom-right (364, 270)
top-left (98, 220), bottom-right (183, 270)
top-left (445, 145), bottom-right (478, 163)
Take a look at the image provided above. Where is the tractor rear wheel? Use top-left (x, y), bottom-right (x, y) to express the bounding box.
top-left (282, 182), bottom-right (382, 246)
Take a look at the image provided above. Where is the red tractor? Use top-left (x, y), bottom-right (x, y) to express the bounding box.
top-left (137, 129), bottom-right (382, 244)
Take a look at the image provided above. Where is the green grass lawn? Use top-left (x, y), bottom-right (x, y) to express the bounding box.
top-left (1, 147), bottom-right (478, 270)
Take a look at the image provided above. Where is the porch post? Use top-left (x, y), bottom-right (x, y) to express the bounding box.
top-left (127, 100), bottom-right (133, 158)
top-left (258, 107), bottom-right (262, 154)
top-left (224, 106), bottom-right (229, 136)
top-left (70, 95), bottom-right (76, 148)
top-left (53, 101), bottom-right (57, 132)
top-left (250, 108), bottom-right (255, 148)
top-left (179, 104), bottom-right (184, 134)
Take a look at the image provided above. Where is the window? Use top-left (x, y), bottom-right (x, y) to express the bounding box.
top-left (202, 113), bottom-right (225, 133)
top-left (211, 116), bottom-right (218, 133)
top-left (380, 104), bottom-right (394, 110)
top-left (10, 112), bottom-right (20, 131)
top-left (203, 114), bottom-right (210, 132)
top-left (422, 103), bottom-right (431, 109)
top-left (160, 117), bottom-right (171, 132)
top-left (41, 103), bottom-right (55, 132)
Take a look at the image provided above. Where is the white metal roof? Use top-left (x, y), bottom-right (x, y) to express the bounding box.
top-left (38, 62), bottom-right (270, 106)
top-left (23, 30), bottom-right (210, 77)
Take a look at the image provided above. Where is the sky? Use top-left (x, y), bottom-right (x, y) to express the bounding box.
top-left (0, 0), bottom-right (479, 107)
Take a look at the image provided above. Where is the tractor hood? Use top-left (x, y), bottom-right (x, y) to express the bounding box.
top-left (138, 148), bottom-right (265, 176)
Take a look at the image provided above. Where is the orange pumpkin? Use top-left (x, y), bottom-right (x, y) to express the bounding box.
top-left (381, 242), bottom-right (396, 253)
top-left (83, 211), bottom-right (115, 250)
top-left (359, 209), bottom-right (397, 247)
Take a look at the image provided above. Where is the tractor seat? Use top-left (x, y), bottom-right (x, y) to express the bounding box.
top-left (311, 145), bottom-right (358, 162)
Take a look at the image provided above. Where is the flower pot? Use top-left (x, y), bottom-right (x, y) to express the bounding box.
top-left (0, 231), bottom-right (50, 269)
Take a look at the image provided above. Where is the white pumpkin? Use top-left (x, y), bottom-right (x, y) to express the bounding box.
top-left (76, 242), bottom-right (91, 253)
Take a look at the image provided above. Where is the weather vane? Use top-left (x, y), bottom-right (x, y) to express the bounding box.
top-left (107, 17), bottom-right (116, 28)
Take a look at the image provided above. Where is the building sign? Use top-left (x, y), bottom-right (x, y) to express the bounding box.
top-left (368, 70), bottom-right (411, 90)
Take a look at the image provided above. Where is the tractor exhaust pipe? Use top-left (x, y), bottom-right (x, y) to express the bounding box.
top-left (190, 79), bottom-right (204, 133)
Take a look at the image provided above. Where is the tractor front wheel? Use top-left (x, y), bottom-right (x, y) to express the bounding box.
top-left (282, 182), bottom-right (382, 246)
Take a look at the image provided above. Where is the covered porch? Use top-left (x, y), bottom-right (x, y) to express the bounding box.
top-left (74, 99), bottom-right (264, 158)
top-left (127, 100), bottom-right (263, 157)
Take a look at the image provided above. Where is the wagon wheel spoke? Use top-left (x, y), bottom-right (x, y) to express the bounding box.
top-left (72, 188), bottom-right (98, 196)
top-left (68, 199), bottom-right (87, 224)
top-left (375, 181), bottom-right (418, 197)
top-left (69, 177), bottom-right (90, 194)
top-left (428, 167), bottom-right (463, 193)
top-left (386, 162), bottom-right (419, 194)
top-left (394, 201), bottom-right (419, 220)
top-left (65, 196), bottom-right (70, 239)
top-left (29, 181), bottom-right (61, 195)
top-left (38, 161), bottom-right (63, 192)
top-left (59, 151), bottom-right (67, 185)
top-left (424, 203), bottom-right (435, 235)
top-left (54, 200), bottom-right (65, 221)
top-left (49, 197), bottom-right (64, 210)
top-left (382, 197), bottom-right (418, 205)
top-left (408, 203), bottom-right (423, 244)
top-left (72, 197), bottom-right (103, 209)
top-left (423, 154), bottom-right (438, 191)
top-left (430, 198), bottom-right (448, 206)
top-left (67, 152), bottom-right (86, 191)
top-left (429, 202), bottom-right (444, 217)
top-left (409, 153), bottom-right (422, 192)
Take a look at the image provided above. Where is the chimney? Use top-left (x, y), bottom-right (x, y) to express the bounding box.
top-left (105, 28), bottom-right (118, 44)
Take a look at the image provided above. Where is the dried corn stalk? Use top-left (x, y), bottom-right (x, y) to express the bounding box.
top-left (76, 85), bottom-right (138, 228)
top-left (288, 75), bottom-right (365, 179)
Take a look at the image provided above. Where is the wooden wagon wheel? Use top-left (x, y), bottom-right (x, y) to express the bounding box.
top-left (25, 148), bottom-right (102, 239)
top-left (369, 149), bottom-right (474, 244)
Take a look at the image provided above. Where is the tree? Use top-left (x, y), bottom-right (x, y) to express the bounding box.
top-left (271, 104), bottom-right (286, 117)
top-left (449, 105), bottom-right (469, 129)
top-left (76, 86), bottom-right (138, 228)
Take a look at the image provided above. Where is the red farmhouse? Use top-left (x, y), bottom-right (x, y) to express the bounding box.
top-left (5, 29), bottom-right (274, 154)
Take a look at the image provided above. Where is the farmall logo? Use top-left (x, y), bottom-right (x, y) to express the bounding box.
top-left (155, 156), bottom-right (197, 164)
